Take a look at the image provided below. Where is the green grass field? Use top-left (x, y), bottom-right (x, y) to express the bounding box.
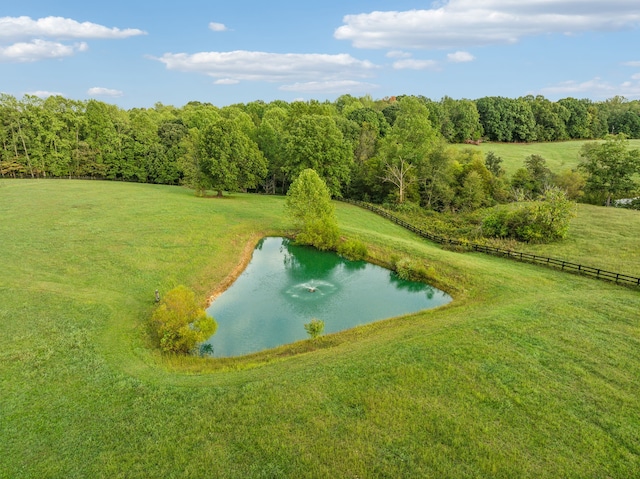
top-left (514, 203), bottom-right (640, 278)
top-left (1, 179), bottom-right (639, 478)
top-left (452, 139), bottom-right (640, 176)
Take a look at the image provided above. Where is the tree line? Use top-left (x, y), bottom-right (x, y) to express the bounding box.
top-left (1, 92), bottom-right (639, 210)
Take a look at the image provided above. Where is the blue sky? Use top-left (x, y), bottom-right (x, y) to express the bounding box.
top-left (2, 0), bottom-right (640, 108)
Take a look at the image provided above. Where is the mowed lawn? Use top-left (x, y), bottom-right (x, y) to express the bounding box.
top-left (1, 179), bottom-right (639, 478)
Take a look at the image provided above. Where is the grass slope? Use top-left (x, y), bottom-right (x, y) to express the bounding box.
top-left (1, 179), bottom-right (639, 478)
top-left (452, 139), bottom-right (640, 176)
top-left (515, 203), bottom-right (640, 278)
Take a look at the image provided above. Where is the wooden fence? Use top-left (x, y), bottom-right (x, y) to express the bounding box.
top-left (340, 198), bottom-right (640, 288)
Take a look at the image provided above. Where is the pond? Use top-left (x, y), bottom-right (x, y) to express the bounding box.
top-left (204, 237), bottom-right (452, 357)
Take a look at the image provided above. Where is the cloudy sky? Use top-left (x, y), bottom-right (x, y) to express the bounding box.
top-left (2, 0), bottom-right (640, 108)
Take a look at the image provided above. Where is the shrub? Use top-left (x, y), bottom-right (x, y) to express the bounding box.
top-left (150, 285), bottom-right (217, 354)
top-left (481, 208), bottom-right (511, 238)
top-left (304, 318), bottom-right (325, 339)
top-left (482, 187), bottom-right (576, 243)
top-left (337, 239), bottom-right (368, 261)
top-left (395, 257), bottom-right (437, 282)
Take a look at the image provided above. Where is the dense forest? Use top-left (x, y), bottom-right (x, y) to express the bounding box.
top-left (1, 92), bottom-right (639, 211)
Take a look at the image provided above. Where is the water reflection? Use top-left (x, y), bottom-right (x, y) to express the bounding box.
top-left (389, 272), bottom-right (436, 298)
top-left (205, 237), bottom-right (452, 357)
top-left (282, 238), bottom-right (344, 281)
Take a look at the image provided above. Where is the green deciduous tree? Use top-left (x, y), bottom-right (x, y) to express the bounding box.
top-left (558, 97), bottom-right (592, 139)
top-left (257, 106), bottom-right (289, 194)
top-left (524, 154), bottom-right (553, 196)
top-left (476, 96), bottom-right (537, 142)
top-left (579, 135), bottom-right (640, 206)
top-left (377, 97), bottom-right (440, 203)
top-left (283, 114), bottom-right (353, 197)
top-left (150, 285), bottom-right (217, 354)
top-left (485, 151), bottom-right (505, 177)
top-left (285, 168), bottom-right (339, 250)
top-left (554, 169), bottom-right (587, 200)
top-left (450, 149), bottom-right (496, 211)
top-left (189, 116), bottom-right (267, 197)
top-left (439, 96), bottom-right (483, 143)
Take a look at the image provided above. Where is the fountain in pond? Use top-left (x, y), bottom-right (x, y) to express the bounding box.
top-left (205, 237), bottom-right (452, 357)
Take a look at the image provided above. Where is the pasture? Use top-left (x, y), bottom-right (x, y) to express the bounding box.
top-left (452, 139), bottom-right (640, 175)
top-left (1, 179), bottom-right (639, 478)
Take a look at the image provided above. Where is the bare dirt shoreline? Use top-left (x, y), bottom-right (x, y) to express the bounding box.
top-left (205, 234), bottom-right (269, 307)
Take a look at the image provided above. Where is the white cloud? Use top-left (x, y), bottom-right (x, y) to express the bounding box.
top-left (335, 1), bottom-right (640, 49)
top-left (623, 60), bottom-right (640, 67)
top-left (447, 51), bottom-right (475, 62)
top-left (539, 77), bottom-right (640, 99)
top-left (393, 59), bottom-right (439, 70)
top-left (209, 22), bottom-right (229, 32)
top-left (155, 50), bottom-right (377, 83)
top-left (0, 16), bottom-right (144, 63)
top-left (0, 16), bottom-right (146, 40)
top-left (386, 50), bottom-right (412, 58)
top-left (279, 80), bottom-right (379, 93)
top-left (26, 90), bottom-right (64, 98)
top-left (25, 90), bottom-right (64, 98)
top-left (0, 39), bottom-right (87, 62)
top-left (214, 78), bottom-right (240, 85)
top-left (631, 73), bottom-right (640, 80)
top-left (87, 87), bottom-right (124, 98)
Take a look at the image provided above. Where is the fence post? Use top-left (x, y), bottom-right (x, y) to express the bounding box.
top-left (346, 199), bottom-right (640, 288)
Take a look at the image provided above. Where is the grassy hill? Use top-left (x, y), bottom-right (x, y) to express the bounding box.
top-left (1, 179), bottom-right (639, 478)
top-left (514, 203), bottom-right (640, 278)
top-left (452, 139), bottom-right (640, 175)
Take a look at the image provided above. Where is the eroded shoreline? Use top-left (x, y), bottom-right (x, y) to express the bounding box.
top-left (205, 234), bottom-right (271, 307)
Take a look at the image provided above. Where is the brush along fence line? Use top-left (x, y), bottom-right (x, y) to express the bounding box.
top-left (339, 198), bottom-right (640, 288)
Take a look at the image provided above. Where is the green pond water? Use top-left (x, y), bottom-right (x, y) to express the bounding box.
top-left (204, 237), bottom-right (452, 357)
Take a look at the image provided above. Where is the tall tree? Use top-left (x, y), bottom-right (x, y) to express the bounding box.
top-left (191, 116), bottom-right (267, 197)
top-left (525, 95), bottom-right (569, 141)
top-left (558, 98), bottom-right (591, 139)
top-left (376, 97), bottom-right (440, 203)
top-left (283, 114), bottom-right (352, 196)
top-left (439, 96), bottom-right (483, 143)
top-left (257, 106), bottom-right (289, 194)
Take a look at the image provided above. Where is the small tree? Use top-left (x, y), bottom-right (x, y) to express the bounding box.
top-left (579, 135), bottom-right (640, 206)
top-left (554, 169), bottom-right (586, 200)
top-left (485, 151), bottom-right (505, 177)
top-left (304, 318), bottom-right (325, 339)
top-left (150, 285), bottom-right (217, 354)
top-left (285, 168), bottom-right (339, 250)
top-left (524, 154), bottom-right (553, 196)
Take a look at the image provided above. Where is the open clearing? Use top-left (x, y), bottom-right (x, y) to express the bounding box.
top-left (452, 139), bottom-right (640, 175)
top-left (1, 179), bottom-right (639, 478)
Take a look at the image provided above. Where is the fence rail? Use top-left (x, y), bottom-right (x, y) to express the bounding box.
top-left (339, 198), bottom-right (640, 288)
